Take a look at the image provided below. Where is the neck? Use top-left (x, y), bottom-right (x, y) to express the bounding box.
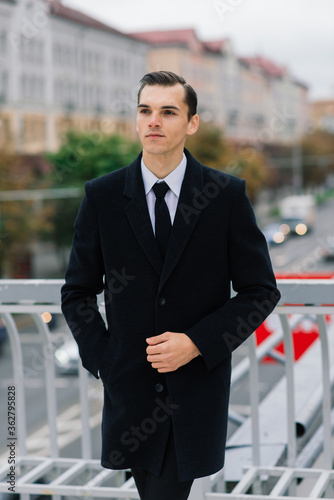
top-left (142, 150), bottom-right (184, 179)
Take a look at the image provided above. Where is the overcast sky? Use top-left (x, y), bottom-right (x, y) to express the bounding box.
top-left (63, 0), bottom-right (334, 101)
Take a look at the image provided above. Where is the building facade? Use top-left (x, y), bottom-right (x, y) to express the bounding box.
top-left (312, 99), bottom-right (334, 133)
top-left (0, 0), bottom-right (148, 152)
top-left (0, 0), bottom-right (311, 154)
top-left (132, 30), bottom-right (310, 147)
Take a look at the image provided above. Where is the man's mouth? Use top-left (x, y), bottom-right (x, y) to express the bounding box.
top-left (146, 133), bottom-right (164, 138)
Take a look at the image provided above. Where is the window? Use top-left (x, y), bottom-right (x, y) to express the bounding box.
top-left (21, 75), bottom-right (27, 99)
top-left (0, 116), bottom-right (11, 145)
top-left (0, 72), bottom-right (8, 102)
top-left (228, 110), bottom-right (239, 127)
top-left (0, 30), bottom-right (6, 52)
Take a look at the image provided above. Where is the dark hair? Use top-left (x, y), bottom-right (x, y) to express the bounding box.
top-left (138, 71), bottom-right (197, 121)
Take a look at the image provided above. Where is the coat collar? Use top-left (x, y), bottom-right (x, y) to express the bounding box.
top-left (124, 149), bottom-right (205, 286)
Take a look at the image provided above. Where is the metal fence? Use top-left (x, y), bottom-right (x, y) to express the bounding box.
top-left (0, 279), bottom-right (333, 499)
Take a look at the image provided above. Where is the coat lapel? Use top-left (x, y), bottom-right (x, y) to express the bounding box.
top-left (159, 150), bottom-right (205, 291)
top-left (124, 150), bottom-right (205, 285)
top-left (124, 154), bottom-right (163, 276)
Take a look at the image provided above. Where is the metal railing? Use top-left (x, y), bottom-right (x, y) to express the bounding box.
top-left (0, 279), bottom-right (333, 499)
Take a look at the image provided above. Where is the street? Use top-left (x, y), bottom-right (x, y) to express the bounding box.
top-left (268, 197), bottom-right (334, 274)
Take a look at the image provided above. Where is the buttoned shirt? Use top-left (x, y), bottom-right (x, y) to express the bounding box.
top-left (141, 153), bottom-right (187, 235)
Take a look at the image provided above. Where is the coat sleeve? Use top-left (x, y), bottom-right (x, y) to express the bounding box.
top-left (185, 179), bottom-right (280, 372)
top-left (61, 181), bottom-right (108, 378)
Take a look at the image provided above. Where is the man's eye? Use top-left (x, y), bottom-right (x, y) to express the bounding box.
top-left (164, 110), bottom-right (175, 115)
top-left (139, 109), bottom-right (150, 114)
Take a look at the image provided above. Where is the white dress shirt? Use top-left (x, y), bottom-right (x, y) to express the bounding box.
top-left (141, 153), bottom-right (187, 235)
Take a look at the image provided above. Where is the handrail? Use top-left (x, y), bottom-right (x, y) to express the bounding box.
top-left (0, 279), bottom-right (333, 499)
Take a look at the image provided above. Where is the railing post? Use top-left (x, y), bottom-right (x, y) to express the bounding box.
top-left (247, 335), bottom-right (260, 466)
top-left (32, 312), bottom-right (59, 458)
top-left (79, 364), bottom-right (93, 460)
top-left (1, 312), bottom-right (27, 456)
top-left (279, 313), bottom-right (297, 468)
top-left (317, 314), bottom-right (333, 470)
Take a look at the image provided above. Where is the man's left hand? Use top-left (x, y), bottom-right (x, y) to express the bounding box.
top-left (146, 332), bottom-right (200, 373)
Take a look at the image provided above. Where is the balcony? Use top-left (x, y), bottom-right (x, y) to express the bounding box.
top-left (0, 278), bottom-right (333, 499)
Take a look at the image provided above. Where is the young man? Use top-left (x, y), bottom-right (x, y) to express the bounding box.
top-left (61, 71), bottom-right (280, 500)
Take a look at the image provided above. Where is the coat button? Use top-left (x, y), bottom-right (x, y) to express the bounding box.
top-left (158, 297), bottom-right (166, 306)
top-left (155, 383), bottom-right (164, 393)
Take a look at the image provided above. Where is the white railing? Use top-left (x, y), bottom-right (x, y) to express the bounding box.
top-left (0, 279), bottom-right (333, 499)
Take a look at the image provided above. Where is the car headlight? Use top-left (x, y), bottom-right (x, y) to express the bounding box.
top-left (295, 223), bottom-right (307, 235)
top-left (273, 231), bottom-right (285, 244)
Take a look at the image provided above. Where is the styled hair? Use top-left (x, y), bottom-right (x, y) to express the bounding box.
top-left (138, 71), bottom-right (197, 120)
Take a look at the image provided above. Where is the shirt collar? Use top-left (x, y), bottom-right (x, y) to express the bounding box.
top-left (141, 153), bottom-right (187, 198)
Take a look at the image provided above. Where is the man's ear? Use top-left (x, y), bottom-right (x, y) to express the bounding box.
top-left (187, 114), bottom-right (199, 136)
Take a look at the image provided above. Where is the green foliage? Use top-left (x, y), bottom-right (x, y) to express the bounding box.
top-left (0, 152), bottom-right (54, 277)
top-left (187, 123), bottom-right (268, 202)
top-left (302, 130), bottom-right (334, 186)
top-left (187, 124), bottom-right (228, 167)
top-left (45, 131), bottom-right (142, 270)
top-left (46, 131), bottom-right (141, 186)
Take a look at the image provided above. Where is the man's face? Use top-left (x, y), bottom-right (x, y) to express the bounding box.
top-left (136, 84), bottom-right (198, 159)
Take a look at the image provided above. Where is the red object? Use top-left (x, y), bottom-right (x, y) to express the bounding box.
top-left (275, 272), bottom-right (334, 279)
top-left (256, 273), bottom-right (334, 362)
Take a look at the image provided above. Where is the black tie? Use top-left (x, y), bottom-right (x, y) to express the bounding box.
top-left (152, 181), bottom-right (171, 259)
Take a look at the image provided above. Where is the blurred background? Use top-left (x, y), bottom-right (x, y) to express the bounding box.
top-left (0, 0), bottom-right (333, 279)
top-left (0, 3), bottom-right (334, 485)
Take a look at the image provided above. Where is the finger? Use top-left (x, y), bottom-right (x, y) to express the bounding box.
top-left (157, 365), bottom-right (176, 373)
top-left (151, 363), bottom-right (170, 370)
top-left (146, 344), bottom-right (166, 355)
top-left (147, 354), bottom-right (162, 362)
top-left (146, 334), bottom-right (168, 345)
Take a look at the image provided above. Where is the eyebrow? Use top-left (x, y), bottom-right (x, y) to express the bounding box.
top-left (137, 104), bottom-right (181, 111)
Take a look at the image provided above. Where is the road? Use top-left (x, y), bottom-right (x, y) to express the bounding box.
top-left (0, 198), bottom-right (333, 463)
top-left (268, 197), bottom-right (334, 274)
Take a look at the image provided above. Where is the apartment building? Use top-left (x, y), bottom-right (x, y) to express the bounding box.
top-left (132, 29), bottom-right (225, 127)
top-left (132, 30), bottom-right (310, 147)
top-left (0, 0), bottom-right (310, 153)
top-left (0, 0), bottom-right (148, 152)
top-left (312, 99), bottom-right (334, 133)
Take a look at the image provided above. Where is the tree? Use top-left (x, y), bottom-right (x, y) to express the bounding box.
top-left (46, 131), bottom-right (141, 187)
top-left (0, 151), bottom-right (54, 277)
top-left (45, 131), bottom-right (142, 269)
top-left (302, 130), bottom-right (334, 186)
top-left (186, 124), bottom-right (268, 202)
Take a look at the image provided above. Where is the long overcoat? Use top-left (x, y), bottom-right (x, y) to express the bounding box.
top-left (61, 149), bottom-right (280, 481)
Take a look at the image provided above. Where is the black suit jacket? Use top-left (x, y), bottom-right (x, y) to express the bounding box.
top-left (61, 149), bottom-right (280, 481)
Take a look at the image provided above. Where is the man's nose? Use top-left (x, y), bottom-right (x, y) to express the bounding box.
top-left (148, 113), bottom-right (161, 128)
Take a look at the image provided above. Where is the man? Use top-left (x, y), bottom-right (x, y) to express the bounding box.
top-left (61, 71), bottom-right (280, 500)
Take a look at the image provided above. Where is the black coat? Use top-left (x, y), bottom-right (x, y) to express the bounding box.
top-left (61, 149), bottom-right (280, 481)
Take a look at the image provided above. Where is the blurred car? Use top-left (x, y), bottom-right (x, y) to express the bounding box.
top-left (54, 338), bottom-right (79, 375)
top-left (279, 195), bottom-right (316, 235)
top-left (320, 236), bottom-right (334, 260)
top-left (281, 218), bottom-right (309, 236)
top-left (262, 223), bottom-right (287, 246)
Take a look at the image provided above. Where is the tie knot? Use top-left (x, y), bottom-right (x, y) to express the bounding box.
top-left (152, 181), bottom-right (170, 199)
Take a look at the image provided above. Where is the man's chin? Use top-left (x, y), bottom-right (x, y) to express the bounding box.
top-left (143, 145), bottom-right (167, 156)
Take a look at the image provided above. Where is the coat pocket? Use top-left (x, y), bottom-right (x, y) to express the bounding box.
top-left (99, 336), bottom-right (119, 383)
